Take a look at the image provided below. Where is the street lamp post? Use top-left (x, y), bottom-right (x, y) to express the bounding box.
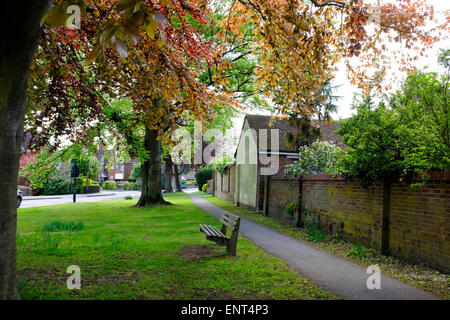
top-left (70, 159), bottom-right (80, 203)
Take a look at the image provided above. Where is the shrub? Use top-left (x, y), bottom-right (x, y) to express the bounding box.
top-left (285, 201), bottom-right (297, 216)
top-left (42, 220), bottom-right (84, 233)
top-left (210, 156), bottom-right (235, 176)
top-left (285, 141), bottom-right (344, 176)
top-left (202, 183), bottom-right (208, 193)
top-left (195, 166), bottom-right (213, 191)
top-left (124, 195), bottom-right (133, 200)
top-left (305, 217), bottom-right (326, 242)
top-left (337, 71), bottom-right (450, 181)
top-left (42, 175), bottom-right (71, 195)
top-left (129, 163), bottom-right (141, 181)
top-left (75, 177), bottom-right (100, 193)
top-left (103, 181), bottom-right (117, 190)
top-left (346, 242), bottom-right (376, 259)
top-left (123, 181), bottom-right (139, 190)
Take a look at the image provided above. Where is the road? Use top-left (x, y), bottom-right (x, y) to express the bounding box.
top-left (20, 190), bottom-right (142, 208)
top-left (20, 188), bottom-right (200, 208)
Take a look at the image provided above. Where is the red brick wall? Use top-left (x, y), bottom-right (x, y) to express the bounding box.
top-left (266, 178), bottom-right (300, 223)
top-left (123, 162), bottom-right (134, 181)
top-left (301, 177), bottom-right (384, 251)
top-left (212, 161), bottom-right (449, 271)
top-left (257, 155), bottom-right (297, 212)
top-left (388, 176), bottom-right (449, 271)
top-left (265, 173), bottom-right (449, 272)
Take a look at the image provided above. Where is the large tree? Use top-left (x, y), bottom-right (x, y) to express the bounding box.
top-left (87, 1), bottom-right (233, 206)
top-left (26, 0), bottom-right (233, 207)
top-left (0, 0), bottom-right (54, 300)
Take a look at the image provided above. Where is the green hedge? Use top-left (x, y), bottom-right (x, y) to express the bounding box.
top-left (195, 166), bottom-right (213, 191)
top-left (75, 177), bottom-right (100, 193)
top-left (42, 175), bottom-right (71, 195)
top-left (123, 181), bottom-right (140, 190)
top-left (102, 181), bottom-right (117, 190)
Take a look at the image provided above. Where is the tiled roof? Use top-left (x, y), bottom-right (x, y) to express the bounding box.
top-left (243, 114), bottom-right (345, 152)
top-left (312, 120), bottom-right (347, 149)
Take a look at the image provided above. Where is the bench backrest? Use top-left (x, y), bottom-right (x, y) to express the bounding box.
top-left (220, 211), bottom-right (240, 230)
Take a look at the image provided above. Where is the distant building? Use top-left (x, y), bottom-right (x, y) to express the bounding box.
top-left (96, 144), bottom-right (138, 182)
top-left (213, 114), bottom-right (345, 211)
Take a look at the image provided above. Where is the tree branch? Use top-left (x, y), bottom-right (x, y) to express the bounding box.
top-left (309, 0), bottom-right (346, 8)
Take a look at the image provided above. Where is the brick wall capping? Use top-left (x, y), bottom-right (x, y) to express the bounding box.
top-left (283, 171), bottom-right (450, 182)
top-left (297, 174), bottom-right (348, 181)
top-left (416, 171), bottom-right (450, 181)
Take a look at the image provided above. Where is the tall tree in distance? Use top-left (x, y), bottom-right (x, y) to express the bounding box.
top-left (313, 79), bottom-right (341, 123)
top-left (286, 112), bottom-right (321, 150)
top-left (285, 79), bottom-right (341, 150)
top-left (86, 0), bottom-right (234, 206)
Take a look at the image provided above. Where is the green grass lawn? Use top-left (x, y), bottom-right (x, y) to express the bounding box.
top-left (161, 191), bottom-right (187, 196)
top-left (16, 195), bottom-right (336, 300)
top-left (204, 196), bottom-right (450, 300)
top-left (186, 191), bottom-right (207, 195)
top-left (163, 191), bottom-right (206, 196)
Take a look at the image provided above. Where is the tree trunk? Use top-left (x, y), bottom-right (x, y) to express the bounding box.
top-left (0, 0), bottom-right (53, 300)
top-left (135, 127), bottom-right (170, 207)
top-left (173, 164), bottom-right (182, 192)
top-left (164, 155), bottom-right (173, 193)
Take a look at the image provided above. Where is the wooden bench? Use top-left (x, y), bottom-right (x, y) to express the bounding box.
top-left (199, 211), bottom-right (241, 256)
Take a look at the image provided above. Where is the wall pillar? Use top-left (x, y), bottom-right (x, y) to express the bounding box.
top-left (381, 179), bottom-right (391, 254)
top-left (295, 179), bottom-right (303, 227)
top-left (263, 176), bottom-right (269, 216)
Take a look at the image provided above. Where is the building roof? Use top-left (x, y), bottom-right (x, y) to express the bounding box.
top-left (313, 120), bottom-right (347, 149)
top-left (241, 114), bottom-right (345, 153)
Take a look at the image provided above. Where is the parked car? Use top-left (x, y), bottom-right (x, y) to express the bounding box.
top-left (17, 189), bottom-right (22, 208)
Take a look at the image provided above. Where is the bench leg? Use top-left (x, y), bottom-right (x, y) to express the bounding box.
top-left (226, 221), bottom-right (240, 256)
top-left (226, 237), bottom-right (238, 256)
top-left (226, 242), bottom-right (235, 255)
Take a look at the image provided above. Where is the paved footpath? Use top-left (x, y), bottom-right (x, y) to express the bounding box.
top-left (190, 195), bottom-right (439, 300)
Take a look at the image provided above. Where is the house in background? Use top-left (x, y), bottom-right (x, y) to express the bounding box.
top-left (96, 144), bottom-right (139, 182)
top-left (213, 114), bottom-right (345, 212)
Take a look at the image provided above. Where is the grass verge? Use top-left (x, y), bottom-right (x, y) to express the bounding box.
top-left (203, 196), bottom-right (449, 300)
top-left (186, 191), bottom-right (207, 195)
top-left (16, 195), bottom-right (336, 300)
